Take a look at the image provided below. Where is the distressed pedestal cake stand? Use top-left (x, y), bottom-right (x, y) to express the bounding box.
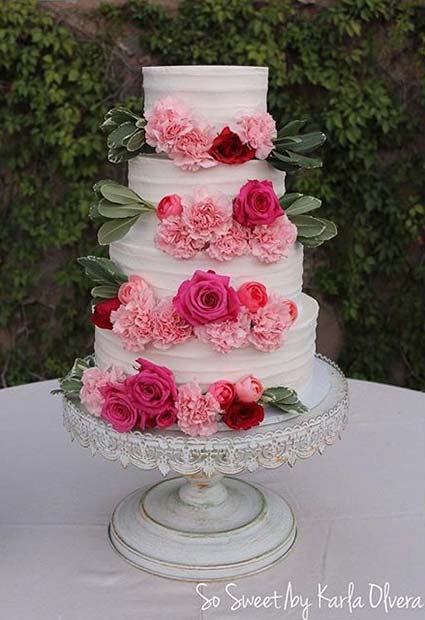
top-left (63, 355), bottom-right (348, 581)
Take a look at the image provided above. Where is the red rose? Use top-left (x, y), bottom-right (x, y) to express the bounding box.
top-left (208, 127), bottom-right (256, 165)
top-left (90, 297), bottom-right (121, 330)
top-left (222, 401), bottom-right (264, 430)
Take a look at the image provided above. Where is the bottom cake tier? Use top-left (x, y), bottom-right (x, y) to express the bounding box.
top-left (94, 293), bottom-right (319, 396)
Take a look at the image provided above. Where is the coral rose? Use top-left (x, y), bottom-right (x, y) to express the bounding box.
top-left (237, 281), bottom-right (268, 313)
top-left (208, 127), bottom-right (255, 164)
top-left (100, 383), bottom-right (139, 433)
top-left (233, 180), bottom-right (282, 227)
top-left (157, 194), bottom-right (183, 220)
top-left (208, 380), bottom-right (236, 411)
top-left (90, 297), bottom-right (121, 330)
top-left (118, 275), bottom-right (155, 306)
top-left (222, 401), bottom-right (265, 430)
top-left (173, 270), bottom-right (240, 327)
top-left (235, 374), bottom-right (264, 403)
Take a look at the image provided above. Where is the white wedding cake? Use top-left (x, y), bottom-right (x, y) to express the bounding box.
top-left (62, 65), bottom-right (335, 436)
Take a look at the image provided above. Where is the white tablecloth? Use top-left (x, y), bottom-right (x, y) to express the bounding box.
top-left (1, 378), bottom-right (424, 620)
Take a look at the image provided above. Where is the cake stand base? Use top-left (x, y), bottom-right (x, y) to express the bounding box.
top-left (109, 474), bottom-right (296, 581)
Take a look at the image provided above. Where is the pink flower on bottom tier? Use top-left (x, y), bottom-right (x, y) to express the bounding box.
top-left (80, 365), bottom-right (126, 416)
top-left (173, 270), bottom-right (240, 326)
top-left (233, 180), bottom-right (282, 228)
top-left (194, 307), bottom-right (251, 353)
top-left (100, 383), bottom-right (139, 433)
top-left (176, 382), bottom-right (221, 437)
top-left (249, 293), bottom-right (298, 352)
top-left (250, 215), bottom-right (297, 263)
top-left (235, 374), bottom-right (264, 403)
top-left (145, 96), bottom-right (192, 153)
top-left (111, 301), bottom-right (155, 351)
top-left (127, 359), bottom-right (178, 429)
top-left (155, 217), bottom-right (204, 259)
top-left (171, 126), bottom-right (217, 171)
top-left (237, 281), bottom-right (268, 313)
top-left (118, 275), bottom-right (155, 306)
top-left (206, 221), bottom-right (249, 262)
top-left (152, 297), bottom-right (193, 349)
top-left (181, 188), bottom-right (232, 242)
top-left (231, 112), bottom-right (277, 160)
top-left (156, 194), bottom-right (183, 220)
top-left (208, 380), bottom-right (236, 411)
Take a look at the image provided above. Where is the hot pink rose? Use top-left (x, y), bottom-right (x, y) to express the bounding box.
top-left (206, 221), bottom-right (249, 262)
top-left (249, 293), bottom-right (298, 352)
top-left (171, 126), bottom-right (217, 171)
top-left (111, 301), bottom-right (154, 351)
top-left (181, 188), bottom-right (232, 242)
top-left (80, 365), bottom-right (126, 417)
top-left (156, 409), bottom-right (177, 429)
top-left (145, 96), bottom-right (192, 153)
top-left (235, 374), bottom-right (264, 403)
top-left (250, 215), bottom-right (297, 263)
top-left (127, 359), bottom-right (178, 424)
top-left (237, 281), bottom-right (268, 313)
top-left (118, 275), bottom-right (155, 306)
top-left (233, 180), bottom-right (282, 228)
top-left (152, 297), bottom-right (193, 349)
top-left (208, 380), bottom-right (236, 411)
top-left (173, 270), bottom-right (240, 327)
top-left (100, 383), bottom-right (139, 433)
top-left (155, 217), bottom-right (204, 259)
top-left (157, 194), bottom-right (183, 220)
top-left (231, 112), bottom-right (277, 160)
top-left (194, 307), bottom-right (251, 353)
top-left (176, 381), bottom-right (221, 437)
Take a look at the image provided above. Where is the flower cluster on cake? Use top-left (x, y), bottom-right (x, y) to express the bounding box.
top-left (57, 65), bottom-right (337, 437)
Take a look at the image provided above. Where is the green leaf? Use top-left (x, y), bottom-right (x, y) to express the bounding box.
top-left (279, 193), bottom-right (303, 209)
top-left (97, 200), bottom-right (144, 218)
top-left (276, 120), bottom-right (307, 138)
top-left (260, 386), bottom-right (308, 414)
top-left (284, 131), bottom-right (327, 153)
top-left (126, 130), bottom-right (145, 152)
top-left (285, 195), bottom-right (322, 216)
top-left (97, 181), bottom-right (142, 205)
top-left (297, 218), bottom-right (338, 247)
top-left (98, 215), bottom-right (140, 245)
top-left (77, 256), bottom-right (127, 286)
top-left (106, 122), bottom-right (137, 148)
top-left (291, 214), bottom-right (326, 237)
top-left (91, 284), bottom-right (119, 299)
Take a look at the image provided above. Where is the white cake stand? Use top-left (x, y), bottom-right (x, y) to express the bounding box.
top-left (63, 355), bottom-right (348, 581)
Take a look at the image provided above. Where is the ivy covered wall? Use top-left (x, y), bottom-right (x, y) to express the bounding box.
top-left (1, 0), bottom-right (424, 389)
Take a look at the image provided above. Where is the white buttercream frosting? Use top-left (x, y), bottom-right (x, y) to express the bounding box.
top-left (143, 65), bottom-right (268, 127)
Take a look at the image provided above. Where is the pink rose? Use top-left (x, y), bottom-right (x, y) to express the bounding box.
top-left (171, 126), bottom-right (217, 171)
top-left (206, 221), bottom-right (249, 262)
top-left (231, 112), bottom-right (277, 160)
top-left (111, 301), bottom-right (154, 351)
top-left (250, 215), bottom-right (297, 263)
top-left (235, 374), bottom-right (264, 403)
top-left (118, 275), bottom-right (155, 306)
top-left (181, 188), bottom-right (232, 242)
top-left (126, 359), bottom-right (178, 424)
top-left (173, 270), bottom-right (240, 327)
top-left (237, 281), bottom-right (268, 313)
top-left (176, 381), bottom-right (221, 437)
top-left (194, 307), bottom-right (251, 353)
top-left (208, 380), bottom-right (236, 411)
top-left (157, 194), bottom-right (183, 220)
top-left (152, 297), bottom-right (193, 349)
top-left (155, 216), bottom-right (204, 259)
top-left (100, 383), bottom-right (139, 433)
top-left (80, 365), bottom-right (126, 417)
top-left (145, 96), bottom-right (192, 153)
top-left (156, 409), bottom-right (177, 429)
top-left (249, 293), bottom-right (298, 352)
top-left (233, 180), bottom-right (282, 227)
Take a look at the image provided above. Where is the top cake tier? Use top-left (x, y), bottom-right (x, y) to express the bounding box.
top-left (143, 65), bottom-right (268, 127)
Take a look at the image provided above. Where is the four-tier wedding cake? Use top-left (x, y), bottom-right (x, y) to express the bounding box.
top-left (60, 65), bottom-right (336, 436)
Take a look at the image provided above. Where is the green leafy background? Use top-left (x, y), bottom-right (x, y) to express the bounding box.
top-left (1, 0), bottom-right (424, 389)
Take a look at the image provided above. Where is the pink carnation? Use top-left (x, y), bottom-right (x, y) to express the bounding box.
top-left (111, 300), bottom-right (155, 351)
top-left (206, 221), bottom-right (249, 261)
top-left (249, 293), bottom-right (298, 352)
top-left (181, 188), bottom-right (232, 242)
top-left (176, 381), bottom-right (221, 437)
top-left (231, 112), bottom-right (277, 160)
top-left (145, 96), bottom-right (192, 153)
top-left (152, 297), bottom-right (193, 349)
top-left (194, 307), bottom-right (251, 353)
top-left (155, 216), bottom-right (204, 259)
top-left (249, 215), bottom-right (297, 263)
top-left (118, 275), bottom-right (155, 306)
top-left (80, 365), bottom-right (126, 417)
top-left (171, 126), bottom-right (217, 171)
